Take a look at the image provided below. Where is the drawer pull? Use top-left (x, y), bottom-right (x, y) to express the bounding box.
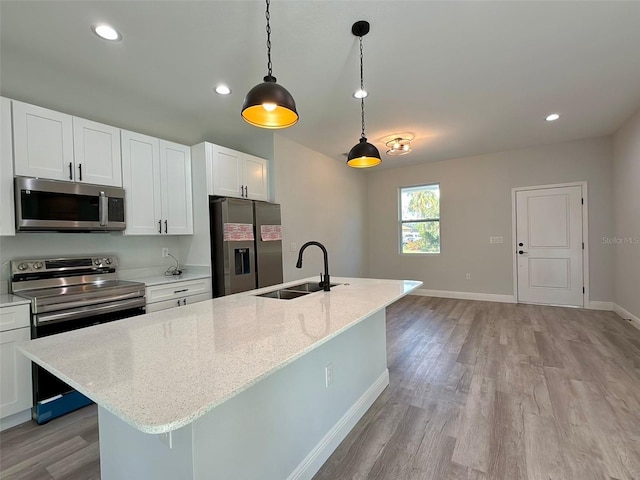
top-left (174, 289), bottom-right (189, 294)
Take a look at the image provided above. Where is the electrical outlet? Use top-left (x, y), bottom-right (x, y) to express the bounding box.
top-left (325, 363), bottom-right (334, 387)
top-left (290, 242), bottom-right (297, 252)
top-left (465, 273), bottom-right (471, 280)
top-left (162, 248), bottom-right (169, 258)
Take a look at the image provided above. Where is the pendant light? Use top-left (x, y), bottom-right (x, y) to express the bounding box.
top-left (347, 20), bottom-right (381, 168)
top-left (241, 0), bottom-right (298, 129)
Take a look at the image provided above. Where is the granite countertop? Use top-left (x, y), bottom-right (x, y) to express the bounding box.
top-left (0, 294), bottom-right (31, 308)
top-left (17, 277), bottom-right (421, 434)
top-left (127, 272), bottom-right (211, 287)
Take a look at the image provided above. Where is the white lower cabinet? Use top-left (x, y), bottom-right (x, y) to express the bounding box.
top-left (145, 278), bottom-right (211, 313)
top-left (0, 304), bottom-right (33, 427)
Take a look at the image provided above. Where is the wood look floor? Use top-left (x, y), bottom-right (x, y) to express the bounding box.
top-left (2, 297), bottom-right (640, 480)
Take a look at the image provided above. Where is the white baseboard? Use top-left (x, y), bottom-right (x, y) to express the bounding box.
top-left (287, 369), bottom-right (390, 480)
top-left (0, 408), bottom-right (31, 432)
top-left (410, 288), bottom-right (516, 304)
top-left (613, 303), bottom-right (640, 332)
top-left (587, 301), bottom-right (615, 311)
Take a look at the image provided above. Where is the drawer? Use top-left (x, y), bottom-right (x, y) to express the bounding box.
top-left (146, 278), bottom-right (211, 304)
top-left (0, 304), bottom-right (30, 332)
top-left (146, 292), bottom-right (212, 313)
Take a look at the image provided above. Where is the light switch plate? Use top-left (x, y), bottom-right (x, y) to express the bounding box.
top-left (490, 236), bottom-right (504, 244)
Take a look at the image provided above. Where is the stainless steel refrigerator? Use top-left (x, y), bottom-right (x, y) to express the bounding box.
top-left (210, 197), bottom-right (283, 297)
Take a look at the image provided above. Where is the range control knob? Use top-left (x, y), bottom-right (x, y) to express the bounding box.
top-left (33, 262), bottom-right (43, 270)
top-left (94, 259), bottom-right (102, 266)
top-left (104, 258), bottom-right (113, 265)
top-left (17, 263), bottom-right (29, 271)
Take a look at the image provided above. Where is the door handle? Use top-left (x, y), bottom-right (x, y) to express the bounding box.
top-left (518, 250), bottom-right (529, 255)
top-left (98, 191), bottom-right (108, 226)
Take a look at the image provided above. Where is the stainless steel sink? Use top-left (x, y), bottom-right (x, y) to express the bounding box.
top-left (254, 282), bottom-right (341, 300)
top-left (255, 289), bottom-right (310, 300)
top-left (286, 282), bottom-right (340, 293)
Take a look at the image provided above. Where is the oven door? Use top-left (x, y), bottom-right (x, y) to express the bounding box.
top-left (32, 301), bottom-right (145, 424)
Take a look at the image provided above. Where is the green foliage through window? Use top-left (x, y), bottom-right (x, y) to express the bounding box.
top-left (400, 184), bottom-right (440, 254)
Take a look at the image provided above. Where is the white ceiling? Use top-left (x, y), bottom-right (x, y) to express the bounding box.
top-left (2, 1), bottom-right (640, 169)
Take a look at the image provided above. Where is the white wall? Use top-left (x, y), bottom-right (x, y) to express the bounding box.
top-left (0, 233), bottom-right (180, 293)
top-left (366, 136), bottom-right (614, 302)
top-left (273, 135), bottom-right (369, 282)
top-left (612, 108), bottom-right (640, 320)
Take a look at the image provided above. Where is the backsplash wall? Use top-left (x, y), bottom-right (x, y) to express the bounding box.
top-left (0, 233), bottom-right (181, 293)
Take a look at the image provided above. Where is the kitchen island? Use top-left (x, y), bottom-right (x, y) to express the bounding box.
top-left (18, 277), bottom-right (421, 480)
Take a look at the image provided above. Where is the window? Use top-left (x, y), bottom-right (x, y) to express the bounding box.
top-left (400, 184), bottom-right (440, 254)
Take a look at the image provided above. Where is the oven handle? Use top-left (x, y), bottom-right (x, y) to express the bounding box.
top-left (35, 289), bottom-right (145, 314)
top-left (34, 297), bottom-right (145, 326)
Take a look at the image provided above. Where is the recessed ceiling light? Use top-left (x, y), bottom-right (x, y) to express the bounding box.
top-left (215, 85), bottom-right (231, 95)
top-left (545, 113), bottom-right (560, 122)
top-left (353, 89), bottom-right (368, 99)
top-left (91, 24), bottom-right (122, 41)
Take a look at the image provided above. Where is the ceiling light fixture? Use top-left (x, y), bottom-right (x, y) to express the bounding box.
top-left (353, 89), bottom-right (368, 99)
top-left (347, 21), bottom-right (381, 169)
top-left (215, 85), bottom-right (231, 95)
top-left (91, 24), bottom-right (121, 42)
top-left (241, 0), bottom-right (298, 129)
top-left (546, 113), bottom-right (560, 122)
top-left (386, 137), bottom-right (412, 156)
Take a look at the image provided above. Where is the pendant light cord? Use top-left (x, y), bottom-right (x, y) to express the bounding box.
top-left (359, 35), bottom-right (366, 139)
top-left (266, 0), bottom-right (272, 77)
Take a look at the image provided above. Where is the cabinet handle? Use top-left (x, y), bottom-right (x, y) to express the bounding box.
top-left (164, 220), bottom-right (168, 234)
top-left (69, 162), bottom-right (73, 180)
top-left (174, 289), bottom-right (188, 294)
top-left (78, 163), bottom-right (83, 181)
top-left (240, 185), bottom-right (244, 197)
top-left (183, 299), bottom-right (187, 306)
top-left (244, 185), bottom-right (248, 198)
top-left (158, 220), bottom-right (162, 234)
top-left (177, 300), bottom-right (181, 307)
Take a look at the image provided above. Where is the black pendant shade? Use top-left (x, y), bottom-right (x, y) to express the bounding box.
top-left (347, 20), bottom-right (381, 168)
top-left (241, 0), bottom-right (298, 129)
top-left (347, 137), bottom-right (381, 168)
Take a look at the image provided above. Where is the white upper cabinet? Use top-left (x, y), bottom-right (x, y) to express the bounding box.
top-left (122, 130), bottom-right (193, 236)
top-left (12, 101), bottom-right (74, 181)
top-left (1, 97), bottom-right (15, 236)
top-left (160, 140), bottom-right (193, 235)
top-left (207, 143), bottom-right (269, 201)
top-left (72, 117), bottom-right (122, 187)
top-left (243, 153), bottom-right (269, 202)
top-left (12, 100), bottom-right (122, 187)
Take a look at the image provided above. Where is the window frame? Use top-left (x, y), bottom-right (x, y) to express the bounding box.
top-left (398, 183), bottom-right (441, 255)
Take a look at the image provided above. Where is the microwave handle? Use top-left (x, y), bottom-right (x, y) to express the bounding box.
top-left (99, 192), bottom-right (108, 226)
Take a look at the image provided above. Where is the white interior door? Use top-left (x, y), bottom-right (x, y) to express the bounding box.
top-left (516, 185), bottom-right (584, 306)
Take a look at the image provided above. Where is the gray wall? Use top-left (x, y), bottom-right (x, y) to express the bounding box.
top-left (612, 108), bottom-right (640, 319)
top-left (366, 136), bottom-right (614, 302)
top-left (273, 135), bottom-right (369, 282)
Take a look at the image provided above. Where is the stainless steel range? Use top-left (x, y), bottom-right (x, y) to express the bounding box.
top-left (10, 255), bottom-right (146, 424)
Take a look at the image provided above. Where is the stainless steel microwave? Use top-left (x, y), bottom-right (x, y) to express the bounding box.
top-left (14, 177), bottom-right (126, 232)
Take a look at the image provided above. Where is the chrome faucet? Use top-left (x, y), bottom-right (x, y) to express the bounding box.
top-left (296, 241), bottom-right (331, 291)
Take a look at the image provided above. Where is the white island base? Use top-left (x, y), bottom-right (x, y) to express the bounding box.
top-left (99, 309), bottom-right (388, 480)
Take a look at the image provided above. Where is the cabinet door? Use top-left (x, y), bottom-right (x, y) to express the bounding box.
top-left (0, 327), bottom-right (32, 419)
top-left (0, 97), bottom-right (15, 236)
top-left (122, 130), bottom-right (162, 235)
top-left (12, 101), bottom-right (74, 181)
top-left (243, 153), bottom-right (269, 201)
top-left (73, 117), bottom-right (122, 187)
top-left (160, 140), bottom-right (193, 235)
top-left (210, 145), bottom-right (244, 198)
